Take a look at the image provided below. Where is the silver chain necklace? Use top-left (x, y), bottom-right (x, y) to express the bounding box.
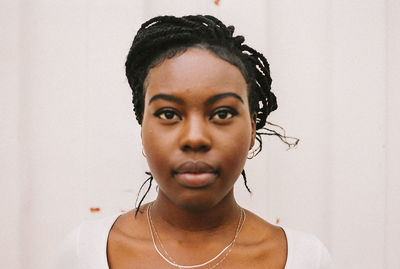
top-left (147, 203), bottom-right (246, 268)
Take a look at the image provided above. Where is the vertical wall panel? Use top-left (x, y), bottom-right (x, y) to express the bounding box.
top-left (385, 0), bottom-right (400, 268)
top-left (264, 0), bottom-right (333, 244)
top-left (330, 1), bottom-right (386, 268)
top-left (82, 0), bottom-right (147, 219)
top-left (0, 1), bottom-right (22, 268)
top-left (16, 1), bottom-right (148, 268)
top-left (18, 1), bottom-right (89, 268)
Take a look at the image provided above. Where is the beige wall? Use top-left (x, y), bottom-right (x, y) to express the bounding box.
top-left (1, 0), bottom-right (399, 268)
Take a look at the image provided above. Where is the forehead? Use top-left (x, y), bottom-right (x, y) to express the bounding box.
top-left (144, 48), bottom-right (248, 102)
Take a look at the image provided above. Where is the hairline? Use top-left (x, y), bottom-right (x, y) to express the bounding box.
top-left (142, 44), bottom-right (252, 112)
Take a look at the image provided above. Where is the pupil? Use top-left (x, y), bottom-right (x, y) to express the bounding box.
top-left (165, 111), bottom-right (174, 119)
top-left (218, 111), bottom-right (227, 119)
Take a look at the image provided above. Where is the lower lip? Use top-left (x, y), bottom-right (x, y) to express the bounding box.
top-left (175, 173), bottom-right (217, 188)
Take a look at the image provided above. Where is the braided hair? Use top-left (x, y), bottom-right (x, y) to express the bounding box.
top-left (125, 15), bottom-right (298, 215)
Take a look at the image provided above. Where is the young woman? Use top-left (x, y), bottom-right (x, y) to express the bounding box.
top-left (57, 15), bottom-right (332, 269)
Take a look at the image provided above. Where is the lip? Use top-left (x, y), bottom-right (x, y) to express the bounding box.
top-left (173, 161), bottom-right (218, 188)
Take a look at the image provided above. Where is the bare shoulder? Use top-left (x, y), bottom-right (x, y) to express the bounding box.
top-left (244, 209), bottom-right (286, 240)
top-left (233, 209), bottom-right (287, 268)
top-left (111, 206), bottom-right (149, 237)
top-left (107, 205), bottom-right (154, 268)
top-left (108, 205), bottom-right (151, 246)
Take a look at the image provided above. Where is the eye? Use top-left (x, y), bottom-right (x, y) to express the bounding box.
top-left (154, 109), bottom-right (182, 121)
top-left (210, 108), bottom-right (238, 121)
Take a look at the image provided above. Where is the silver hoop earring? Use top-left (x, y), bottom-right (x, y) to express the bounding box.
top-left (247, 149), bottom-right (256, 160)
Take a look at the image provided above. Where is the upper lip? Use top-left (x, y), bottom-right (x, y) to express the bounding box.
top-left (173, 161), bottom-right (217, 174)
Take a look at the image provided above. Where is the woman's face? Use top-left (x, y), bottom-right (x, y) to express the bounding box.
top-left (141, 48), bottom-right (256, 210)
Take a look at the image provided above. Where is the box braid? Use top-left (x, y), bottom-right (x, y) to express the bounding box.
top-left (126, 15), bottom-right (298, 215)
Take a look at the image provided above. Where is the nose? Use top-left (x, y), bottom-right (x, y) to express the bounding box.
top-left (179, 115), bottom-right (211, 152)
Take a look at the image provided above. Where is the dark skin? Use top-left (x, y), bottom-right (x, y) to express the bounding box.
top-left (107, 48), bottom-right (287, 268)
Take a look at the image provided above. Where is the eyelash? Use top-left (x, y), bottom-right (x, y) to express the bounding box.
top-left (209, 108), bottom-right (238, 121)
top-left (153, 108), bottom-right (182, 121)
top-left (153, 107), bottom-right (238, 122)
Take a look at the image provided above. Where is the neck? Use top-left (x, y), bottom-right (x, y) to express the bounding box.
top-left (151, 190), bottom-right (241, 233)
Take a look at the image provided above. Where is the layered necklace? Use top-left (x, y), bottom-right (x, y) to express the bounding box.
top-left (147, 203), bottom-right (246, 268)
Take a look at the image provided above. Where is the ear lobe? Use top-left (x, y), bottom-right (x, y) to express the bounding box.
top-left (140, 127), bottom-right (144, 147)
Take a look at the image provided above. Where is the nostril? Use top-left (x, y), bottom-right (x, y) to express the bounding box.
top-left (182, 145), bottom-right (191, 151)
top-left (182, 143), bottom-right (210, 152)
top-left (179, 118), bottom-right (212, 151)
top-left (198, 144), bottom-right (210, 152)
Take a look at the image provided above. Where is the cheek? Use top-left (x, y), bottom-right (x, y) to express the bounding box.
top-left (217, 126), bottom-right (252, 172)
top-left (224, 147), bottom-right (247, 179)
top-left (141, 112), bottom-right (163, 157)
top-left (141, 122), bottom-right (175, 180)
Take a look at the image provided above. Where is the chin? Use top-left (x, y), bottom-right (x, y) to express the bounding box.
top-left (179, 189), bottom-right (237, 213)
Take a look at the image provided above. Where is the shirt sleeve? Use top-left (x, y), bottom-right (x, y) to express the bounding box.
top-left (284, 228), bottom-right (334, 269)
top-left (317, 239), bottom-right (334, 269)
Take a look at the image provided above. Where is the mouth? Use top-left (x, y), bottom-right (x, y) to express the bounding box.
top-left (172, 161), bottom-right (218, 188)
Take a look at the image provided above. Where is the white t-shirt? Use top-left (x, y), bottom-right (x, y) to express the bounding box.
top-left (54, 213), bottom-right (333, 269)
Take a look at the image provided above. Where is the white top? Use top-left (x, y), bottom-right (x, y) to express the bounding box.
top-left (54, 213), bottom-right (333, 269)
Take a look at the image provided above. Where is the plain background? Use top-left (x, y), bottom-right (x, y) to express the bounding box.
top-left (1, 0), bottom-right (399, 268)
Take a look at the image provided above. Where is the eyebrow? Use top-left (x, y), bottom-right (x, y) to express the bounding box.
top-left (205, 92), bottom-right (244, 106)
top-left (148, 92), bottom-right (244, 106)
top-left (148, 94), bottom-right (184, 105)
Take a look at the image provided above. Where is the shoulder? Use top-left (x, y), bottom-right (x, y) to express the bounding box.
top-left (53, 213), bottom-right (123, 269)
top-left (241, 210), bottom-right (333, 269)
top-left (238, 210), bottom-right (288, 268)
top-left (78, 213), bottom-right (123, 248)
top-left (283, 228), bottom-right (333, 269)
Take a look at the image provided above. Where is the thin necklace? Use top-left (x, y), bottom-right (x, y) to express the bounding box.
top-left (149, 206), bottom-right (244, 269)
top-left (147, 203), bottom-right (246, 269)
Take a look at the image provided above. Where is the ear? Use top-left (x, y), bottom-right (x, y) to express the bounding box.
top-left (140, 127), bottom-right (145, 148)
top-left (249, 113), bottom-right (257, 150)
